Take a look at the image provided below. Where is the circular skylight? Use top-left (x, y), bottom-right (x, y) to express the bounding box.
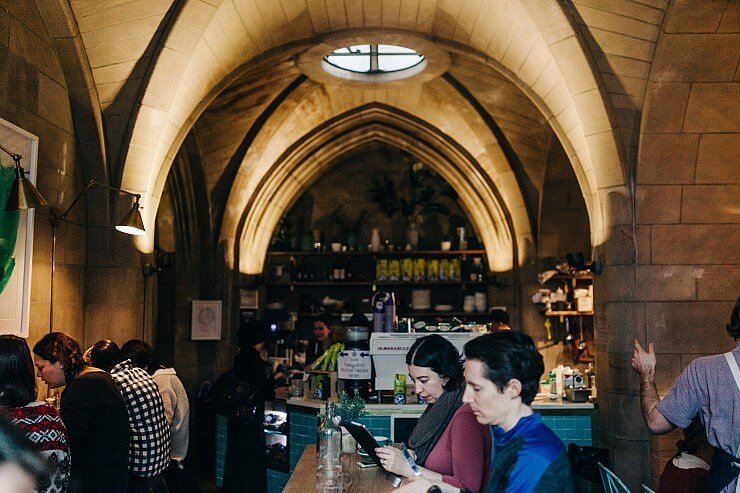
top-left (323, 44), bottom-right (425, 80)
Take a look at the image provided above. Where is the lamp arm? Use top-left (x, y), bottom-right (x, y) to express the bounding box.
top-left (51, 179), bottom-right (142, 224)
top-left (0, 143), bottom-right (22, 163)
top-left (0, 143), bottom-right (23, 166)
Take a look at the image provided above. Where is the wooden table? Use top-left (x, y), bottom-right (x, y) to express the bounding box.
top-left (283, 444), bottom-right (401, 492)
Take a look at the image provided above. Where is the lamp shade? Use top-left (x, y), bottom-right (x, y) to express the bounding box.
top-left (115, 201), bottom-right (145, 235)
top-left (4, 165), bottom-right (49, 210)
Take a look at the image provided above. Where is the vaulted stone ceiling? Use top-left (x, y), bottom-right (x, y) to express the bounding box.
top-left (48, 0), bottom-right (674, 272)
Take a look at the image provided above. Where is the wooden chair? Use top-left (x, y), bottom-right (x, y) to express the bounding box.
top-left (597, 462), bottom-right (632, 493)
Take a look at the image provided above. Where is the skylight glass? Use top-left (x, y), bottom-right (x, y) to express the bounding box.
top-left (324, 44), bottom-right (424, 74)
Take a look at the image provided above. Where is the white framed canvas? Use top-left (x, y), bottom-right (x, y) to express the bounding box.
top-left (0, 118), bottom-right (38, 338)
top-left (191, 300), bottom-right (222, 340)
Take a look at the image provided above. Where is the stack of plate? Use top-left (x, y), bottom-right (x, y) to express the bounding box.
top-left (411, 289), bottom-right (431, 310)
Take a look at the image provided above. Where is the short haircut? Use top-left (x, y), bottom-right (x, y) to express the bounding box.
top-left (88, 340), bottom-right (124, 372)
top-left (0, 415), bottom-right (49, 483)
top-left (463, 331), bottom-right (544, 405)
top-left (121, 339), bottom-right (159, 375)
top-left (32, 332), bottom-right (87, 384)
top-left (490, 309), bottom-right (510, 325)
top-left (0, 335), bottom-right (37, 407)
top-left (406, 334), bottom-right (464, 390)
top-left (727, 297), bottom-right (740, 339)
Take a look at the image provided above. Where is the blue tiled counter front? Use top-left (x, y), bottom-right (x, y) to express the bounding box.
top-left (286, 396), bottom-right (596, 479)
top-left (288, 402), bottom-right (396, 472)
top-left (215, 414), bottom-right (291, 493)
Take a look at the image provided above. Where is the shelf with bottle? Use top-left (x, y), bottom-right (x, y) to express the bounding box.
top-left (266, 249), bottom-right (486, 257)
top-left (264, 250), bottom-right (489, 285)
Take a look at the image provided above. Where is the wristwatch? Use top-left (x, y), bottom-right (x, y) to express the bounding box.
top-left (426, 486), bottom-right (442, 493)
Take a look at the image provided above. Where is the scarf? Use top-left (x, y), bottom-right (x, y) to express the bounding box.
top-left (407, 387), bottom-right (464, 465)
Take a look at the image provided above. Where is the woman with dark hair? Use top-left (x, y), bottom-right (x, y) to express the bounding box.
top-left (0, 335), bottom-right (70, 493)
top-left (375, 334), bottom-right (490, 493)
top-left (32, 333), bottom-right (129, 493)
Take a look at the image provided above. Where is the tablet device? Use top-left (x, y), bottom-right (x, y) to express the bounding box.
top-left (339, 420), bottom-right (404, 486)
top-left (339, 420), bottom-right (385, 467)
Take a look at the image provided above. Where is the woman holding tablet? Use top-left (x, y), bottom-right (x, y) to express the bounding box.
top-left (375, 335), bottom-right (490, 493)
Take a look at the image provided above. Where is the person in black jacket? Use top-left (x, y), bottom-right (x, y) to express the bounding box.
top-left (215, 321), bottom-right (274, 493)
top-left (33, 332), bottom-right (130, 493)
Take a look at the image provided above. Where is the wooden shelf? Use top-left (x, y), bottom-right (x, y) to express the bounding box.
top-left (267, 249), bottom-right (486, 257)
top-left (545, 310), bottom-right (593, 316)
top-left (297, 311), bottom-right (490, 318)
top-left (266, 281), bottom-right (488, 287)
top-left (267, 281), bottom-right (373, 287)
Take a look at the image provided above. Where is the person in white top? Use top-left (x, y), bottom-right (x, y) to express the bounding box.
top-left (121, 340), bottom-right (197, 492)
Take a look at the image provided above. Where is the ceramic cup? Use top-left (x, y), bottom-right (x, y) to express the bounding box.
top-left (373, 436), bottom-right (391, 447)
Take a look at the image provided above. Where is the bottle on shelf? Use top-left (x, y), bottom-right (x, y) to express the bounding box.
top-left (331, 258), bottom-right (345, 282)
top-left (289, 257), bottom-right (297, 282)
top-left (316, 402), bottom-right (342, 490)
top-left (470, 257), bottom-right (484, 282)
top-left (384, 292), bottom-right (398, 332)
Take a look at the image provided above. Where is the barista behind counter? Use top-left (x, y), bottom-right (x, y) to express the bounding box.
top-left (302, 313), bottom-right (335, 368)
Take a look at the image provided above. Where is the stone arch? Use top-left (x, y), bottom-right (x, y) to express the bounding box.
top-left (121, 1), bottom-right (627, 259)
top-left (234, 104), bottom-right (531, 275)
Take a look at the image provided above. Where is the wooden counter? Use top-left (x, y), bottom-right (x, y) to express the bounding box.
top-left (283, 444), bottom-right (401, 493)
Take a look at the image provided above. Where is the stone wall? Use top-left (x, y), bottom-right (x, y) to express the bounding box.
top-left (0, 0), bottom-right (147, 365)
top-left (0, 0), bottom-right (84, 350)
top-left (597, 1), bottom-right (740, 489)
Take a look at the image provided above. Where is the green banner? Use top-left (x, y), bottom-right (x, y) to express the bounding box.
top-left (0, 164), bottom-right (20, 294)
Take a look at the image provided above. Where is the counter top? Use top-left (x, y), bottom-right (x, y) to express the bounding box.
top-left (287, 397), bottom-right (426, 413)
top-left (286, 394), bottom-right (595, 411)
top-left (283, 444), bottom-right (401, 493)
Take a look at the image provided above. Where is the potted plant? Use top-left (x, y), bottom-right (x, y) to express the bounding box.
top-left (324, 390), bottom-right (368, 453)
top-left (331, 206), bottom-right (367, 251)
top-left (368, 162), bottom-right (457, 249)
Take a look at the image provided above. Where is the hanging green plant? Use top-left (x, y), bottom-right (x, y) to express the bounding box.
top-left (367, 162), bottom-right (457, 223)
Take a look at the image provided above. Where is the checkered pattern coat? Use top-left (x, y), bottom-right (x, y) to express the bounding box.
top-left (110, 359), bottom-right (171, 478)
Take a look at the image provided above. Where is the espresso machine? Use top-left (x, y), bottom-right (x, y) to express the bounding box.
top-left (369, 332), bottom-right (481, 390)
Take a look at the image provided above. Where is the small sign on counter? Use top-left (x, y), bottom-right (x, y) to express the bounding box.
top-left (337, 350), bottom-right (372, 380)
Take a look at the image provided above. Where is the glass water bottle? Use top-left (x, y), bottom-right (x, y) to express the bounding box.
top-left (316, 402), bottom-right (342, 491)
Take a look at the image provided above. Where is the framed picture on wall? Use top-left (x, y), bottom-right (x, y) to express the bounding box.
top-left (239, 288), bottom-right (259, 309)
top-left (191, 300), bottom-right (222, 340)
top-left (0, 118), bottom-right (39, 338)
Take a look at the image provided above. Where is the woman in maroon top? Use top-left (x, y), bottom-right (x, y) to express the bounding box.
top-left (375, 335), bottom-right (491, 493)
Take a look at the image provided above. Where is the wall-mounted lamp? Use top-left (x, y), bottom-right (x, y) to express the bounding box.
top-left (1, 143), bottom-right (49, 210)
top-left (48, 179), bottom-right (145, 332)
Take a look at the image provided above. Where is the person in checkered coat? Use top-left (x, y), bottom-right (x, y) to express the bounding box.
top-left (88, 340), bottom-right (171, 493)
